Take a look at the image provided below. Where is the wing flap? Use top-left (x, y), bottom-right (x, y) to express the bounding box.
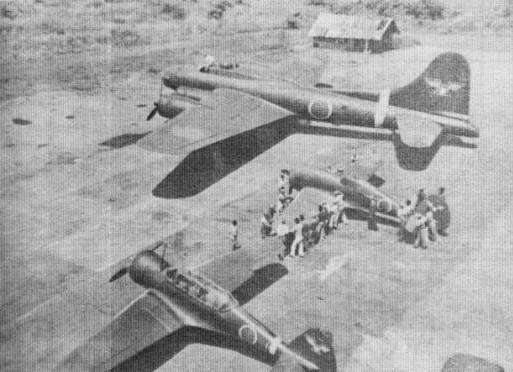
top-left (60, 291), bottom-right (183, 372)
top-left (139, 89), bottom-right (292, 155)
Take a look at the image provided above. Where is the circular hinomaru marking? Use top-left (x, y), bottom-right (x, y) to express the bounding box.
top-left (378, 199), bottom-right (392, 213)
top-left (238, 325), bottom-right (258, 345)
top-left (308, 98), bottom-right (333, 120)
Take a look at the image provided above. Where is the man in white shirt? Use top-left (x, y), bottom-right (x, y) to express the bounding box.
top-left (329, 191), bottom-right (343, 229)
top-left (290, 218), bottom-right (304, 258)
top-left (425, 204), bottom-right (438, 243)
top-left (413, 214), bottom-right (428, 249)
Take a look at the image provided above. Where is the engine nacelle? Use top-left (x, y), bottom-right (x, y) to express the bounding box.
top-left (157, 93), bottom-right (199, 119)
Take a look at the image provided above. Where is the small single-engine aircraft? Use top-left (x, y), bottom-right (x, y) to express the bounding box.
top-left (283, 161), bottom-right (450, 232)
top-left (141, 53), bottom-right (477, 198)
top-left (286, 162), bottom-right (401, 223)
top-left (59, 241), bottom-right (336, 372)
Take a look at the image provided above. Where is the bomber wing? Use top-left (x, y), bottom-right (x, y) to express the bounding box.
top-left (59, 291), bottom-right (183, 372)
top-left (138, 88), bottom-right (293, 155)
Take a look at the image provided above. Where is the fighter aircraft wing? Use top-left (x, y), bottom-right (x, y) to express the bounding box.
top-left (194, 241), bottom-right (287, 297)
top-left (138, 88), bottom-right (293, 155)
top-left (346, 160), bottom-right (384, 185)
top-left (194, 248), bottom-right (261, 294)
top-left (59, 290), bottom-right (183, 372)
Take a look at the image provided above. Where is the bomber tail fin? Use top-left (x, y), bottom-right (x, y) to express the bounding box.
top-left (333, 53), bottom-right (471, 118)
top-left (389, 52), bottom-right (470, 117)
top-left (272, 329), bottom-right (336, 372)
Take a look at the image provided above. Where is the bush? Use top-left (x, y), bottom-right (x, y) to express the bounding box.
top-left (208, 1), bottom-right (232, 19)
top-left (287, 17), bottom-right (300, 29)
top-left (1, 5), bottom-right (16, 20)
top-left (405, 0), bottom-right (444, 20)
top-left (162, 3), bottom-right (187, 19)
top-left (110, 29), bottom-right (141, 47)
top-left (40, 22), bottom-right (66, 35)
top-left (330, 3), bottom-right (355, 14)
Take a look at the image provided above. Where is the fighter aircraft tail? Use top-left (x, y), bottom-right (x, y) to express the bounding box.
top-left (272, 329), bottom-right (336, 372)
top-left (389, 52), bottom-right (470, 118)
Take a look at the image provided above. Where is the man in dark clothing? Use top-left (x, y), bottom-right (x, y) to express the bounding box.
top-left (367, 197), bottom-right (379, 231)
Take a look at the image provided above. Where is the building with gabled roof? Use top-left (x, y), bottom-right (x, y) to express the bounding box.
top-left (308, 13), bottom-right (400, 53)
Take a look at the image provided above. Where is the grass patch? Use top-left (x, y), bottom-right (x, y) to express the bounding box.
top-left (404, 0), bottom-right (444, 20)
top-left (208, 0), bottom-right (232, 20)
top-left (1, 4), bottom-right (16, 20)
top-left (39, 21), bottom-right (66, 35)
top-left (162, 3), bottom-right (187, 19)
top-left (110, 29), bottom-right (142, 47)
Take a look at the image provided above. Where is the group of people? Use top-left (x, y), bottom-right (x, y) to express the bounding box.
top-left (397, 187), bottom-right (446, 249)
top-left (231, 169), bottom-right (448, 254)
top-left (260, 173), bottom-right (351, 259)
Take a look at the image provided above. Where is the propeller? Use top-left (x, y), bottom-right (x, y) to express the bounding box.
top-left (109, 266), bottom-right (129, 282)
top-left (147, 83), bottom-right (164, 121)
top-left (108, 240), bottom-right (167, 282)
top-left (146, 102), bottom-right (159, 121)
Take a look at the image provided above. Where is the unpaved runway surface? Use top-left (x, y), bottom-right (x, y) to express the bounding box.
top-left (1, 43), bottom-right (512, 372)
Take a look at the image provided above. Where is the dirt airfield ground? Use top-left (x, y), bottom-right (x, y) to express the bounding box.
top-left (1, 1), bottom-right (513, 372)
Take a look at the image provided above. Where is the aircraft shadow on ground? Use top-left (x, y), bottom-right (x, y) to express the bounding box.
top-left (112, 326), bottom-right (276, 372)
top-left (100, 132), bottom-right (151, 149)
top-left (232, 263), bottom-right (289, 306)
top-left (299, 125), bottom-right (477, 172)
top-left (152, 119), bottom-right (297, 198)
top-left (150, 120), bottom-right (477, 199)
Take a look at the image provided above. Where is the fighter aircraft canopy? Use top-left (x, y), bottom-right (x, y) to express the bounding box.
top-left (164, 267), bottom-right (238, 313)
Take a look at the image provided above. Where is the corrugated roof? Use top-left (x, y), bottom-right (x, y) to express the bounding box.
top-left (308, 13), bottom-right (399, 41)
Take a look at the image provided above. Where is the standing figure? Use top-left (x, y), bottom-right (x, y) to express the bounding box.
top-left (317, 204), bottom-right (331, 237)
top-left (260, 206), bottom-right (275, 239)
top-left (397, 199), bottom-right (414, 242)
top-left (330, 190), bottom-right (344, 230)
top-left (278, 170), bottom-right (291, 194)
top-left (413, 214), bottom-right (428, 249)
top-left (229, 220), bottom-right (241, 250)
top-left (290, 218), bottom-right (304, 258)
top-left (276, 219), bottom-right (291, 260)
top-left (416, 188), bottom-right (426, 207)
top-left (367, 197), bottom-right (379, 231)
top-left (425, 204), bottom-right (438, 243)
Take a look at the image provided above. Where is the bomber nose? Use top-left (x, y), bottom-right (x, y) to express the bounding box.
top-left (162, 69), bottom-right (181, 90)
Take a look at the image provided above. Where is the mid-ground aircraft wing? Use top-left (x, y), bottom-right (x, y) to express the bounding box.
top-left (59, 291), bottom-right (183, 372)
top-left (331, 160), bottom-right (384, 187)
top-left (138, 88), bottom-right (293, 155)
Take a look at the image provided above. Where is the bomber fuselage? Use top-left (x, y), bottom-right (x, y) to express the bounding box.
top-left (161, 66), bottom-right (478, 138)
